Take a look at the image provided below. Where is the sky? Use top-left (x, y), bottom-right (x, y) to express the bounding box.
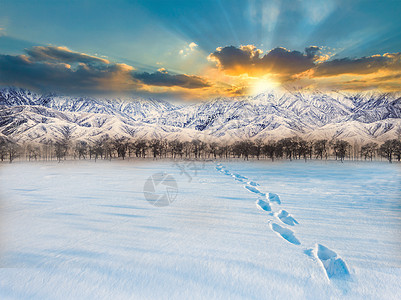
top-left (1, 0), bottom-right (401, 100)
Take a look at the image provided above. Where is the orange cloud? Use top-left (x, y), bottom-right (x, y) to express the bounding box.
top-left (207, 45), bottom-right (401, 93)
top-left (208, 45), bottom-right (319, 77)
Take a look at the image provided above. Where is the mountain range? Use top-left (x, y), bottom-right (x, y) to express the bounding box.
top-left (1, 87), bottom-right (401, 144)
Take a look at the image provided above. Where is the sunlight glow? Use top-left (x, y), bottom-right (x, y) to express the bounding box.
top-left (250, 77), bottom-right (280, 95)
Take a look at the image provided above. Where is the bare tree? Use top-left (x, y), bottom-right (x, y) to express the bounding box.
top-left (134, 139), bottom-right (148, 158)
top-left (253, 139), bottom-right (263, 160)
top-left (393, 140), bottom-right (401, 162)
top-left (183, 141), bottom-right (193, 159)
top-left (0, 137), bottom-right (7, 161)
top-left (280, 137), bottom-right (296, 161)
top-left (75, 141), bottom-right (88, 159)
top-left (54, 141), bottom-right (68, 162)
top-left (207, 142), bottom-right (218, 159)
top-left (298, 139), bottom-right (309, 161)
top-left (314, 139), bottom-right (327, 160)
top-left (25, 143), bottom-right (40, 161)
top-left (380, 139), bottom-right (400, 163)
top-left (91, 138), bottom-right (105, 161)
top-left (149, 139), bottom-right (161, 159)
top-left (113, 137), bottom-right (128, 160)
top-left (54, 126), bottom-right (73, 162)
top-left (331, 139), bottom-right (350, 162)
top-left (192, 139), bottom-right (201, 159)
top-left (262, 141), bottom-right (276, 161)
top-left (361, 142), bottom-right (378, 161)
top-left (6, 139), bottom-right (20, 163)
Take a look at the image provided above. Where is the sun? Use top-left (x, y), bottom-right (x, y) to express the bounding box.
top-left (250, 77), bottom-right (280, 95)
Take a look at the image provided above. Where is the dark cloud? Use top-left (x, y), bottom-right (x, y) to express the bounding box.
top-left (0, 52), bottom-right (135, 94)
top-left (313, 53), bottom-right (401, 77)
top-left (208, 45), bottom-right (319, 76)
top-left (0, 46), bottom-right (211, 95)
top-left (25, 46), bottom-right (109, 66)
top-left (225, 85), bottom-right (248, 96)
top-left (132, 69), bottom-right (211, 89)
top-left (342, 72), bottom-right (401, 87)
top-left (208, 45), bottom-right (262, 72)
top-left (305, 46), bottom-right (320, 59)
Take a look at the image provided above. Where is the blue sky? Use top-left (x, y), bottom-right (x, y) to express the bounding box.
top-left (1, 0), bottom-right (401, 99)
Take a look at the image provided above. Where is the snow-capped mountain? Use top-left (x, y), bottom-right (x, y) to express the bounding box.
top-left (1, 87), bottom-right (401, 144)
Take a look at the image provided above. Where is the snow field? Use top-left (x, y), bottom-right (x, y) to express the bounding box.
top-left (0, 160), bottom-right (400, 299)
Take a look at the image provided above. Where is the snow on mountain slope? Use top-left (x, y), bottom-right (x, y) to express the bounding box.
top-left (305, 119), bottom-right (401, 143)
top-left (0, 87), bottom-right (43, 106)
top-left (1, 87), bottom-right (401, 143)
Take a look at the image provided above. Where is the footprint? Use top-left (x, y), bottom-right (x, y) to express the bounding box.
top-left (232, 176), bottom-right (246, 183)
top-left (270, 223), bottom-right (301, 245)
top-left (245, 185), bottom-right (266, 196)
top-left (268, 193), bottom-right (281, 204)
top-left (223, 170), bottom-right (232, 176)
top-left (315, 244), bottom-right (350, 280)
top-left (277, 210), bottom-right (298, 226)
top-left (233, 173), bottom-right (248, 180)
top-left (216, 167), bottom-right (226, 174)
top-left (247, 181), bottom-right (259, 187)
top-left (256, 199), bottom-right (271, 212)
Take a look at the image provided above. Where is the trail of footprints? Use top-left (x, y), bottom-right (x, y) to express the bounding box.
top-left (215, 163), bottom-right (350, 281)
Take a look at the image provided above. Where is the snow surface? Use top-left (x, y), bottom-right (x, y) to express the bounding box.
top-left (0, 160), bottom-right (400, 299)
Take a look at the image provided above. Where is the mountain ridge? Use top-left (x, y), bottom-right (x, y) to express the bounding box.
top-left (1, 87), bottom-right (401, 144)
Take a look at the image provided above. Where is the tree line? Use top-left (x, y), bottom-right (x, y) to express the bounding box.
top-left (1, 129), bottom-right (401, 164)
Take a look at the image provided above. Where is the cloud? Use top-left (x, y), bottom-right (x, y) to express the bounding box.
top-left (208, 44), bottom-right (401, 92)
top-left (2, 43), bottom-right (401, 98)
top-left (208, 45), bottom-right (319, 77)
top-left (179, 42), bottom-right (198, 56)
top-left (0, 45), bottom-right (211, 95)
top-left (313, 53), bottom-right (401, 77)
top-left (189, 42), bottom-right (198, 51)
top-left (209, 45), bottom-right (401, 79)
top-left (25, 46), bottom-right (110, 65)
top-left (132, 69), bottom-right (211, 89)
top-left (305, 46), bottom-right (320, 58)
top-left (0, 47), bottom-right (137, 94)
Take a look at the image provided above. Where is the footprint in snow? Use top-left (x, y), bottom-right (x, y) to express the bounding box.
top-left (255, 198), bottom-right (271, 212)
top-left (276, 210), bottom-right (298, 226)
top-left (314, 244), bottom-right (350, 280)
top-left (268, 192), bottom-right (281, 204)
top-left (270, 222), bottom-right (301, 245)
top-left (232, 173), bottom-right (248, 180)
top-left (232, 176), bottom-right (246, 183)
top-left (245, 185), bottom-right (266, 196)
